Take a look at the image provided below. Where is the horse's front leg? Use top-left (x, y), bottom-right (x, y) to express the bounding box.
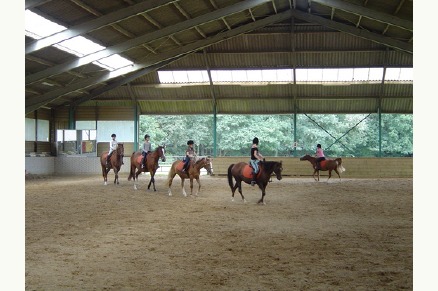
top-left (180, 178), bottom-right (187, 197)
top-left (113, 169), bottom-right (119, 184)
top-left (257, 184), bottom-right (267, 205)
top-left (313, 169), bottom-right (318, 181)
top-left (189, 178), bottom-right (194, 197)
top-left (193, 177), bottom-right (201, 197)
top-left (147, 173), bottom-right (156, 191)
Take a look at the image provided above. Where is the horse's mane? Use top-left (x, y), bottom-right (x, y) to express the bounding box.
top-left (261, 161), bottom-right (281, 173)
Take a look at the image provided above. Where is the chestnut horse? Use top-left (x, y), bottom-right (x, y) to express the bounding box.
top-left (227, 160), bottom-right (283, 204)
top-left (167, 157), bottom-right (213, 197)
top-left (99, 143), bottom-right (124, 185)
top-left (128, 145), bottom-right (166, 191)
top-left (300, 154), bottom-right (345, 182)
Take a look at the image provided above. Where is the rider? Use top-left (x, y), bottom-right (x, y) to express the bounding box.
top-left (106, 133), bottom-right (118, 168)
top-left (140, 134), bottom-right (151, 168)
top-left (315, 143), bottom-right (326, 170)
top-left (182, 140), bottom-right (196, 173)
top-left (250, 137), bottom-right (264, 186)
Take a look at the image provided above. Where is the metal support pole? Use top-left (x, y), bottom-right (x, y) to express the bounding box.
top-left (134, 105), bottom-right (139, 151)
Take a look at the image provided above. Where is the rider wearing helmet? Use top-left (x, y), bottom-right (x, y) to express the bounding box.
top-left (315, 143), bottom-right (326, 170)
top-left (106, 134), bottom-right (118, 167)
top-left (141, 134), bottom-right (151, 168)
top-left (250, 137), bottom-right (264, 186)
top-left (182, 140), bottom-right (196, 173)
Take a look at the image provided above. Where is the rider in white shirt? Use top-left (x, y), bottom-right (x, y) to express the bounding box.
top-left (106, 133), bottom-right (118, 167)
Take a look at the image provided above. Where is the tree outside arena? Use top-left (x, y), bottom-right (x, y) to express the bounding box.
top-left (138, 114), bottom-right (412, 158)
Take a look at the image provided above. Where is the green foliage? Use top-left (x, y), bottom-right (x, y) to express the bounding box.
top-left (138, 114), bottom-right (413, 157)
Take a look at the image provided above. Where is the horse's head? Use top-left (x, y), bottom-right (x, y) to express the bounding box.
top-left (273, 161), bottom-right (283, 181)
top-left (300, 154), bottom-right (311, 161)
top-left (203, 157), bottom-right (213, 176)
top-left (158, 145), bottom-right (166, 162)
top-left (117, 143), bottom-right (124, 157)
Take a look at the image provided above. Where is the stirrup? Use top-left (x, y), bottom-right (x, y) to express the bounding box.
top-left (251, 180), bottom-right (256, 186)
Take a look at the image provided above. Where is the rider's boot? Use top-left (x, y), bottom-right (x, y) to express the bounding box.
top-left (251, 172), bottom-right (257, 186)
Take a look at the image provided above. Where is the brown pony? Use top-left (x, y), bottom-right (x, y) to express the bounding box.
top-left (227, 160), bottom-right (283, 204)
top-left (167, 157), bottom-right (213, 197)
top-left (127, 145), bottom-right (166, 191)
top-left (300, 154), bottom-right (345, 182)
top-left (99, 143), bottom-right (124, 185)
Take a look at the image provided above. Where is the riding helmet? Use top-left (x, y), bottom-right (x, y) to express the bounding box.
top-left (145, 134), bottom-right (150, 139)
top-left (317, 144), bottom-right (321, 148)
top-left (187, 140), bottom-right (194, 145)
top-left (253, 137), bottom-right (259, 145)
top-left (111, 134), bottom-right (116, 137)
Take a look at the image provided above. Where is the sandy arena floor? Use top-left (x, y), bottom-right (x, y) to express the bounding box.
top-left (25, 173), bottom-right (412, 290)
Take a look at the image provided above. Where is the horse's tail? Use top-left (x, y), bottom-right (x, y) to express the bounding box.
top-left (335, 158), bottom-right (346, 173)
top-left (227, 164), bottom-right (235, 189)
top-left (167, 163), bottom-right (175, 184)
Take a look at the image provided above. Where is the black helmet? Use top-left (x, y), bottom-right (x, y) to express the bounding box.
top-left (317, 144), bottom-right (321, 148)
top-left (144, 134), bottom-right (150, 139)
top-left (111, 134), bottom-right (116, 137)
top-left (187, 140), bottom-right (194, 145)
top-left (252, 137), bottom-right (259, 145)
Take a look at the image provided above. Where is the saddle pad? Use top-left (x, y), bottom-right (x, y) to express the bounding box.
top-left (242, 164), bottom-right (261, 179)
top-left (175, 161), bottom-right (184, 171)
top-left (320, 160), bottom-right (327, 168)
top-left (136, 155), bottom-right (143, 164)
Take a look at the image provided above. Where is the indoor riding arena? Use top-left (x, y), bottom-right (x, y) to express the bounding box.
top-left (24, 0), bottom-right (414, 290)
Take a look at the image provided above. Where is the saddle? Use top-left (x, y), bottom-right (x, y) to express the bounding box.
top-left (316, 160), bottom-right (327, 169)
top-left (175, 161), bottom-right (185, 172)
top-left (242, 164), bottom-right (262, 180)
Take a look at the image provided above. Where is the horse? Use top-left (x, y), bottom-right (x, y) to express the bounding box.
top-left (300, 154), bottom-right (345, 182)
top-left (167, 157), bottom-right (213, 197)
top-left (127, 145), bottom-right (166, 191)
top-left (227, 160), bottom-right (283, 204)
top-left (99, 143), bottom-right (124, 185)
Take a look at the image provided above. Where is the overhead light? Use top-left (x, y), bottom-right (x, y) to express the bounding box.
top-left (42, 82), bottom-right (55, 86)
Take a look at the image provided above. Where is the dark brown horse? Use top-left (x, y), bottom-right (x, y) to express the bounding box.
top-left (128, 145), bottom-right (166, 191)
top-left (167, 157), bottom-right (213, 197)
top-left (300, 154), bottom-right (345, 182)
top-left (227, 160), bottom-right (283, 204)
top-left (99, 143), bottom-right (124, 185)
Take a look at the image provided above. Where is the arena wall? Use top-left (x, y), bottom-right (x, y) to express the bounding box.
top-left (25, 156), bottom-right (412, 178)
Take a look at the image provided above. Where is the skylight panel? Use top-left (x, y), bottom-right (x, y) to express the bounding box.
top-left (25, 9), bottom-right (133, 72)
top-left (187, 70), bottom-right (208, 82)
top-left (25, 10), bottom-right (65, 39)
top-left (212, 70), bottom-right (233, 82)
top-left (261, 70), bottom-right (277, 81)
top-left (399, 68), bottom-right (413, 81)
top-left (322, 69), bottom-right (338, 82)
top-left (231, 70), bottom-right (248, 82)
top-left (385, 68), bottom-right (413, 81)
top-left (353, 68), bottom-right (369, 81)
top-left (307, 69), bottom-right (323, 81)
top-left (276, 69), bottom-right (293, 82)
top-left (246, 70), bottom-right (263, 82)
top-left (337, 68), bottom-right (354, 81)
top-left (369, 68), bottom-right (384, 81)
top-left (58, 36), bottom-right (105, 56)
top-left (158, 71), bottom-right (174, 83)
top-left (95, 54), bottom-right (133, 71)
top-left (172, 71), bottom-right (190, 83)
